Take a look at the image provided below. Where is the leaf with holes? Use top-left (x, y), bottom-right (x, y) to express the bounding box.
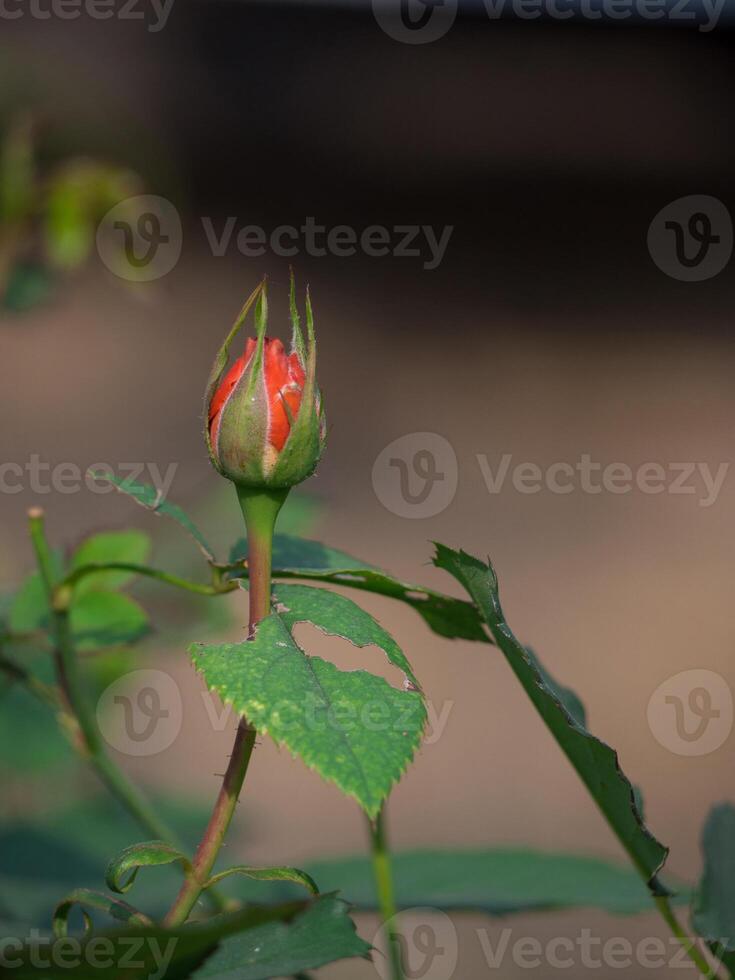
top-left (269, 582), bottom-right (420, 689)
top-left (433, 543), bottom-right (669, 895)
top-left (228, 535), bottom-right (487, 643)
top-left (190, 613), bottom-right (425, 818)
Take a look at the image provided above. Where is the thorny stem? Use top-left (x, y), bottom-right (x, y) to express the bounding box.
top-left (369, 807), bottom-right (404, 980)
top-left (26, 507), bottom-right (226, 913)
top-left (164, 487), bottom-right (287, 926)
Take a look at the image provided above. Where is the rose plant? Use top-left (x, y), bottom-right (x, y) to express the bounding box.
top-left (0, 275), bottom-right (733, 979)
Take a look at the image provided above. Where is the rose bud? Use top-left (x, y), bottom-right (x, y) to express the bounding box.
top-left (205, 276), bottom-right (326, 491)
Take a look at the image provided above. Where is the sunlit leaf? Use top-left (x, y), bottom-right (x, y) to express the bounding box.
top-left (191, 613), bottom-right (425, 818)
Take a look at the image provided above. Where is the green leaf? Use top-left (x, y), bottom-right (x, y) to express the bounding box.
top-left (9, 551), bottom-right (65, 633)
top-left (89, 471), bottom-right (215, 562)
top-left (106, 841), bottom-right (192, 895)
top-left (271, 583), bottom-right (420, 689)
top-left (692, 803), bottom-right (735, 954)
top-left (53, 888), bottom-right (151, 937)
top-left (69, 591), bottom-right (149, 651)
top-left (0, 683), bottom-right (72, 774)
top-left (205, 865), bottom-right (319, 897)
top-left (190, 613), bottom-right (426, 818)
top-left (433, 544), bottom-right (669, 894)
top-left (229, 535), bottom-right (488, 644)
top-left (4, 895), bottom-right (367, 980)
top-left (299, 849), bottom-right (663, 915)
top-left (191, 894), bottom-right (371, 980)
top-left (70, 530), bottom-right (151, 595)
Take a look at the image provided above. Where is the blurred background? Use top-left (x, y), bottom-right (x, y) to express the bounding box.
top-left (1, 0), bottom-right (735, 976)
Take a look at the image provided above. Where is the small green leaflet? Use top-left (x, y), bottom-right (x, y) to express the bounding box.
top-left (432, 544), bottom-right (669, 894)
top-left (190, 613), bottom-right (425, 818)
top-left (270, 582), bottom-right (421, 689)
top-left (229, 535), bottom-right (488, 644)
top-left (69, 591), bottom-right (149, 651)
top-left (106, 841), bottom-right (192, 894)
top-left (70, 530), bottom-right (151, 595)
top-left (89, 470), bottom-right (215, 562)
top-left (692, 803), bottom-right (735, 957)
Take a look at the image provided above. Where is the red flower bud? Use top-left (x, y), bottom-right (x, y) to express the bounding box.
top-left (204, 277), bottom-right (325, 490)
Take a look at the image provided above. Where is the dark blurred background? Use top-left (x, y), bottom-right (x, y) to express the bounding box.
top-left (1, 1), bottom-right (734, 976)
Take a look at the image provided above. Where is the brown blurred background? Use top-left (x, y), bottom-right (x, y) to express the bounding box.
top-left (1, 1), bottom-right (735, 976)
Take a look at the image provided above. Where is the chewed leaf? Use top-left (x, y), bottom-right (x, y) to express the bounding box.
top-left (692, 803), bottom-right (735, 955)
top-left (433, 543), bottom-right (669, 895)
top-left (190, 614), bottom-right (426, 818)
top-left (268, 582), bottom-right (421, 690)
top-left (106, 841), bottom-right (192, 895)
top-left (70, 531), bottom-right (151, 596)
top-left (229, 534), bottom-right (488, 644)
top-left (89, 471), bottom-right (215, 562)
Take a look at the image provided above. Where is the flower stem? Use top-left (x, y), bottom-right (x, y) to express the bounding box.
top-left (164, 487), bottom-right (287, 926)
top-left (26, 508), bottom-right (185, 852)
top-left (369, 806), bottom-right (404, 980)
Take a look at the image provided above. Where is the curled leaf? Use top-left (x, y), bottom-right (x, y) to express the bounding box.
top-left (204, 865), bottom-right (320, 896)
top-left (53, 888), bottom-right (152, 937)
top-left (106, 840), bottom-right (192, 895)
